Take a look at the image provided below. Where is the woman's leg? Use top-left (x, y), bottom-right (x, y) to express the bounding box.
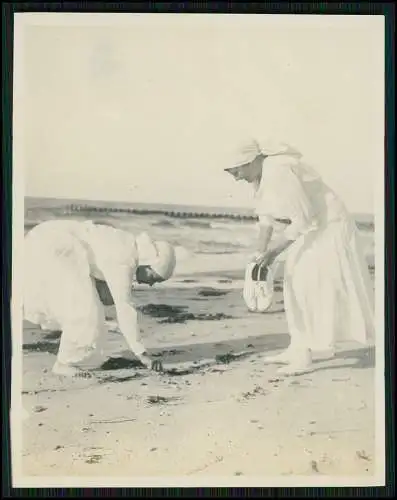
top-left (275, 275), bottom-right (313, 374)
top-left (53, 289), bottom-right (107, 376)
top-left (264, 237), bottom-right (312, 367)
top-left (277, 223), bottom-right (349, 374)
top-left (264, 280), bottom-right (309, 364)
top-left (50, 260), bottom-right (107, 377)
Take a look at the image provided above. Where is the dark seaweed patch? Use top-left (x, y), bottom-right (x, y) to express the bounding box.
top-left (33, 405), bottom-right (48, 413)
top-left (215, 351), bottom-right (253, 364)
top-left (146, 395), bottom-right (180, 405)
top-left (85, 454), bottom-right (103, 464)
top-left (152, 349), bottom-right (186, 357)
top-left (100, 357), bottom-right (145, 371)
top-left (197, 288), bottom-right (229, 297)
top-left (23, 342), bottom-right (59, 355)
top-left (44, 331), bottom-right (62, 340)
top-left (215, 352), bottom-right (237, 364)
top-left (164, 368), bottom-right (196, 376)
top-left (138, 304), bottom-right (188, 318)
top-left (164, 361), bottom-right (214, 377)
top-left (240, 385), bottom-right (267, 400)
top-left (158, 312), bottom-right (233, 324)
top-left (98, 374), bottom-right (144, 384)
top-left (139, 303), bottom-right (234, 323)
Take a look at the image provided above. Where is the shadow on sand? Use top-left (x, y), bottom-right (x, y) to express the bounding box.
top-left (24, 328), bottom-right (375, 376)
top-left (118, 337), bottom-right (375, 375)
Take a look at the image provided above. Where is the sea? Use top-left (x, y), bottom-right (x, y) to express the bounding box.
top-left (24, 196), bottom-right (375, 287)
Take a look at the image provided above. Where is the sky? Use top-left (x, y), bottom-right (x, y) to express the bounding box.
top-left (15, 13), bottom-right (384, 214)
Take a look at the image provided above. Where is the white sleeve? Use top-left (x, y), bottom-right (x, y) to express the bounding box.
top-left (257, 214), bottom-right (276, 228)
top-left (256, 158), bottom-right (317, 240)
top-left (91, 225), bottom-right (145, 357)
top-left (281, 168), bottom-right (317, 240)
top-left (100, 261), bottom-right (146, 356)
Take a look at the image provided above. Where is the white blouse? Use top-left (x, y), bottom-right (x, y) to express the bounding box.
top-left (254, 155), bottom-right (346, 240)
top-left (27, 219), bottom-right (145, 355)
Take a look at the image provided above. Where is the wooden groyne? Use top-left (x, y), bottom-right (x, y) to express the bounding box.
top-left (64, 204), bottom-right (260, 222)
top-left (62, 204), bottom-right (372, 230)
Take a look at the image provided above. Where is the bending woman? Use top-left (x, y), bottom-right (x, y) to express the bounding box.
top-left (224, 139), bottom-right (375, 375)
top-left (24, 219), bottom-right (176, 376)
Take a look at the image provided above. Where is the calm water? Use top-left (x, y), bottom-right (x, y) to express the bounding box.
top-left (24, 196), bottom-right (375, 282)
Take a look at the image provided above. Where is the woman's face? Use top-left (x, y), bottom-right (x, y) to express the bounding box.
top-left (225, 155), bottom-right (264, 184)
top-left (136, 265), bottom-right (164, 286)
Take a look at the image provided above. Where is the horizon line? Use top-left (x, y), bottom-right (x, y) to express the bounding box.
top-left (24, 194), bottom-right (374, 219)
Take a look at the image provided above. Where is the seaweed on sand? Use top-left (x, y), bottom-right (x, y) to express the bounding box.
top-left (138, 304), bottom-right (188, 318)
top-left (162, 360), bottom-right (214, 377)
top-left (138, 303), bottom-right (234, 324)
top-left (100, 357), bottom-right (146, 371)
top-left (197, 288), bottom-right (229, 297)
top-left (240, 385), bottom-right (267, 400)
top-left (97, 357), bottom-right (148, 383)
top-left (97, 374), bottom-right (144, 384)
top-left (23, 341), bottom-right (59, 355)
top-left (151, 349), bottom-right (186, 357)
top-left (85, 454), bottom-right (103, 464)
top-left (159, 312), bottom-right (233, 324)
top-left (146, 395), bottom-right (180, 405)
top-left (44, 331), bottom-right (62, 340)
top-left (215, 351), bottom-right (254, 364)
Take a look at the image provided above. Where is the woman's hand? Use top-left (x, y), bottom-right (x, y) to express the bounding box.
top-left (252, 251), bottom-right (276, 268)
top-left (138, 352), bottom-right (164, 373)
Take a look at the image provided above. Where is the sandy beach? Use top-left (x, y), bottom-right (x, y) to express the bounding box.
top-left (17, 199), bottom-right (379, 485)
top-left (13, 13), bottom-right (385, 487)
top-left (19, 266), bottom-right (378, 484)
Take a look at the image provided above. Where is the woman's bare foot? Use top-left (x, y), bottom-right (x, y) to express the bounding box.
top-left (52, 361), bottom-right (92, 378)
top-left (312, 349), bottom-right (335, 361)
top-left (264, 346), bottom-right (301, 365)
top-left (277, 349), bottom-right (313, 376)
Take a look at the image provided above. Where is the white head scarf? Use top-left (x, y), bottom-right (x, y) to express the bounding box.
top-left (227, 137), bottom-right (302, 169)
top-left (135, 232), bottom-right (176, 280)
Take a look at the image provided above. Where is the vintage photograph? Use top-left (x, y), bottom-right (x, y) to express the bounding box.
top-left (11, 13), bottom-right (385, 487)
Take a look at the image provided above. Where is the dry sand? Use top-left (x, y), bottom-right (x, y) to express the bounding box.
top-left (19, 273), bottom-right (377, 484)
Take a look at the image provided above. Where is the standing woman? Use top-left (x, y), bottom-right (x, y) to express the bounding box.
top-left (224, 139), bottom-right (375, 375)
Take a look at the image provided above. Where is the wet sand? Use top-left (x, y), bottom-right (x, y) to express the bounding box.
top-left (19, 273), bottom-right (377, 484)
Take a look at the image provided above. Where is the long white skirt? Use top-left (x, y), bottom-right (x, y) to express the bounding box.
top-left (283, 216), bottom-right (375, 353)
top-left (23, 222), bottom-right (107, 368)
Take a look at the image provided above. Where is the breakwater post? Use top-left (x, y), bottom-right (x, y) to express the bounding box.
top-left (65, 204), bottom-right (260, 222)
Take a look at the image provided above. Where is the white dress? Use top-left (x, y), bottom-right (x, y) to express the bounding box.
top-left (254, 155), bottom-right (375, 353)
top-left (24, 220), bottom-right (146, 368)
